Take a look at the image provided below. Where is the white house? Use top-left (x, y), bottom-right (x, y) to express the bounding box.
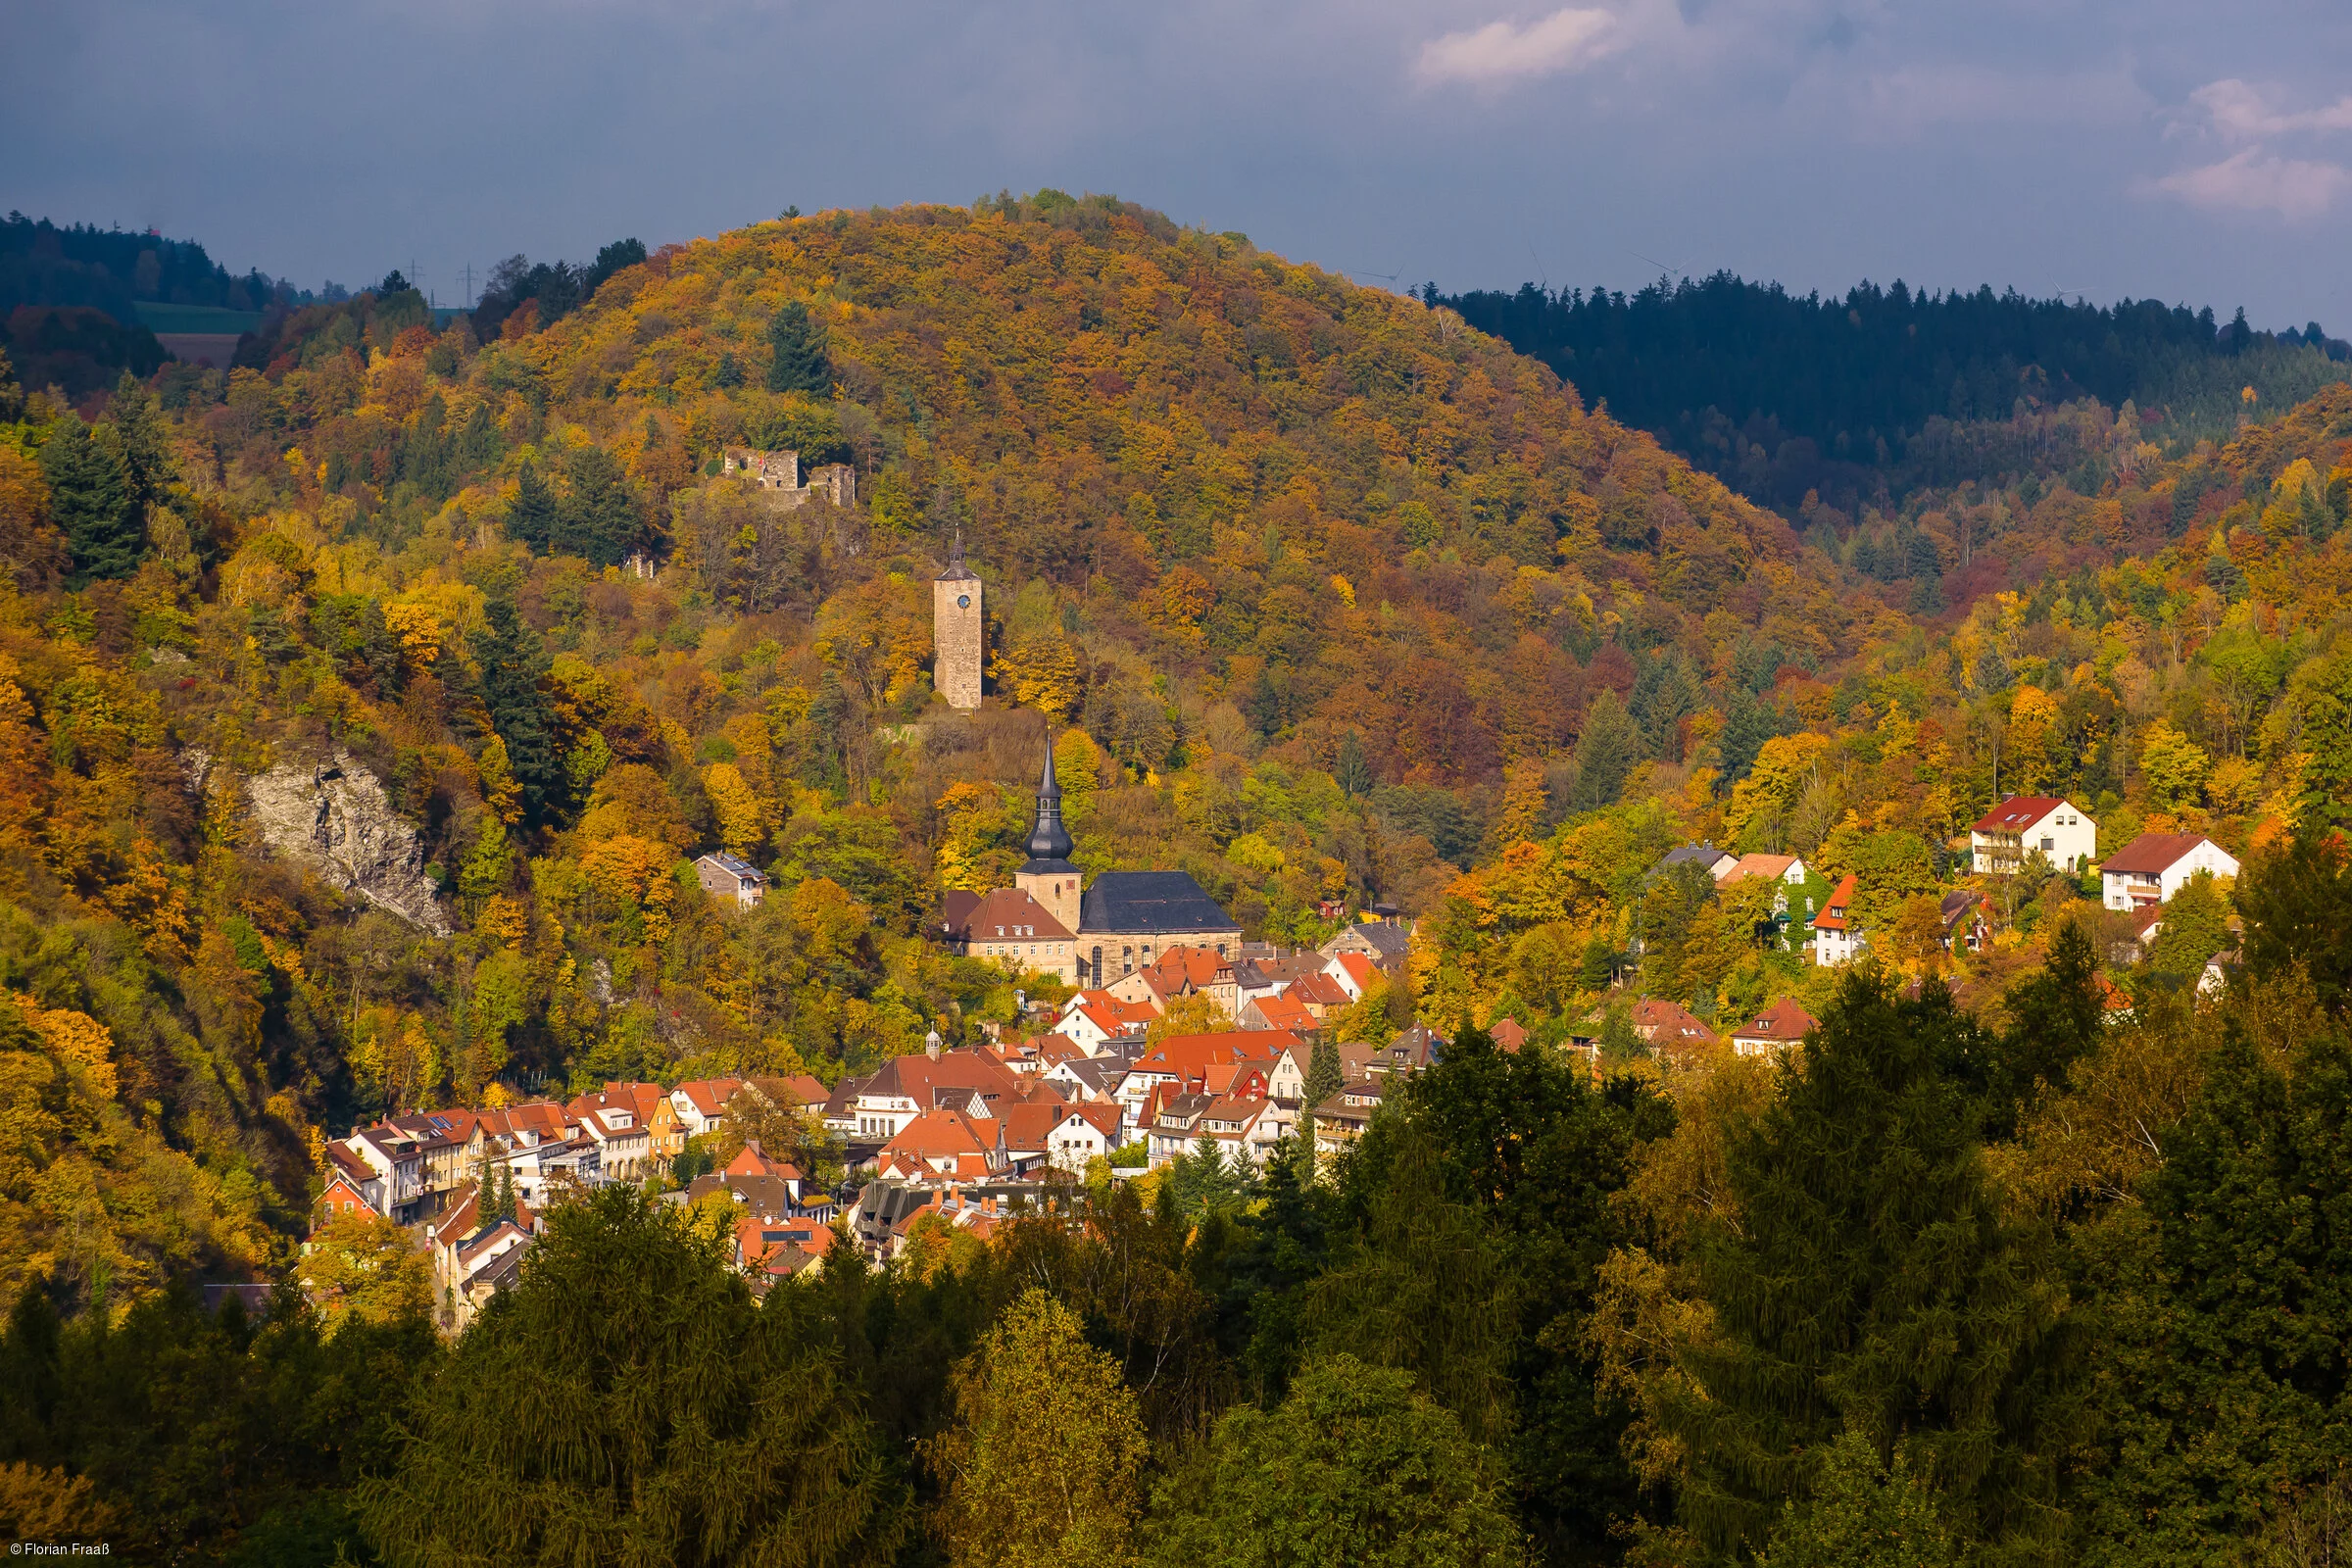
top-left (1972, 797), bottom-right (2096, 875)
top-left (2101, 832), bottom-right (2240, 911)
top-left (1811, 874), bottom-right (1864, 966)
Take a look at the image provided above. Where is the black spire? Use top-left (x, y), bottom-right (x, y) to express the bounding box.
top-left (1022, 730), bottom-right (1075, 866)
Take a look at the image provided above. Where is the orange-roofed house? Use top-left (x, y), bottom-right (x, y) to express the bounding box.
top-left (1322, 949), bottom-right (1381, 1002)
top-left (1971, 796), bottom-right (2095, 876)
top-left (1812, 874), bottom-right (1864, 966)
top-left (1003, 1101), bottom-right (1125, 1175)
top-left (668, 1078), bottom-right (747, 1141)
top-left (1730, 998), bottom-right (1818, 1057)
top-left (1242, 991), bottom-right (1320, 1035)
top-left (878, 1110), bottom-right (1005, 1182)
top-left (1118, 1031), bottom-right (1298, 1122)
top-left (1718, 853), bottom-right (1811, 889)
top-left (1287, 971), bottom-right (1353, 1019)
top-left (1056, 989), bottom-right (1158, 1052)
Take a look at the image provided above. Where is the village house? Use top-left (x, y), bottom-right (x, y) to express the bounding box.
top-left (1116, 1031), bottom-right (1295, 1124)
top-left (1812, 874), bottom-right (1864, 966)
top-left (1631, 998), bottom-right (1720, 1054)
top-left (878, 1109), bottom-right (1006, 1182)
top-left (1971, 796), bottom-right (2096, 875)
top-left (1310, 1078), bottom-right (1387, 1156)
top-left (693, 852), bottom-right (768, 908)
top-left (1719, 852), bottom-right (1812, 889)
top-left (668, 1078), bottom-right (747, 1143)
top-left (1002, 1101), bottom-right (1123, 1176)
top-left (832, 1050), bottom-right (1027, 1143)
top-left (2101, 832), bottom-right (2240, 911)
top-left (933, 887), bottom-right (1079, 983)
top-left (1657, 842), bottom-right (1740, 880)
top-left (1730, 998), bottom-right (1820, 1057)
top-left (1320, 949), bottom-right (1383, 1001)
top-left (1197, 1092), bottom-right (1292, 1169)
top-left (1320, 912), bottom-right (1411, 969)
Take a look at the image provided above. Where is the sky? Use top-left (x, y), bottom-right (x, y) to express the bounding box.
top-left (12, 0), bottom-right (2352, 329)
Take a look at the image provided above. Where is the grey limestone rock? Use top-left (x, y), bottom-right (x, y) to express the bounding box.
top-left (242, 750), bottom-right (451, 935)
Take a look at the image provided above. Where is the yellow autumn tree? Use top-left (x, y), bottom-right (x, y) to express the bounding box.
top-left (2136, 719), bottom-right (2211, 813)
top-left (1722, 731), bottom-right (1832, 852)
top-left (934, 780), bottom-right (997, 893)
top-left (706, 761), bottom-right (768, 855)
top-left (998, 638), bottom-right (1083, 721)
top-left (1494, 758), bottom-right (1548, 847)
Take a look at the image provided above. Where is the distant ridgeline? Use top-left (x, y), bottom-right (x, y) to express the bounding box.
top-left (0, 213), bottom-right (290, 396)
top-left (1430, 272), bottom-right (2352, 515)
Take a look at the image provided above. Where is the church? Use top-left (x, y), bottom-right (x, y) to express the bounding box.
top-left (933, 739), bottom-right (1243, 987)
top-left (927, 539), bottom-right (1241, 986)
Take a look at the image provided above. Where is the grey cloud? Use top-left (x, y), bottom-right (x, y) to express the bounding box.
top-left (6, 0), bottom-right (2351, 325)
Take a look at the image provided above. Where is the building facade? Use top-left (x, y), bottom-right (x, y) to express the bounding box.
top-left (1971, 796), bottom-right (2096, 875)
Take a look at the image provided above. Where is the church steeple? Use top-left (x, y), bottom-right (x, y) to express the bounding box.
top-left (1022, 733), bottom-right (1075, 866)
top-left (1014, 727), bottom-right (1082, 937)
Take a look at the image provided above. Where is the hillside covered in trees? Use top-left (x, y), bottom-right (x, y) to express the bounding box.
top-left (5, 191), bottom-right (2352, 1565)
top-left (1436, 271), bottom-right (2352, 516)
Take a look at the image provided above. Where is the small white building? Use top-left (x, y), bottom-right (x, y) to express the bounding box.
top-left (2101, 832), bottom-right (2240, 911)
top-left (1971, 797), bottom-right (2096, 875)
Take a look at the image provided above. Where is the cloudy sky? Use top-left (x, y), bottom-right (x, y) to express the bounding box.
top-left (13, 0), bottom-right (2352, 326)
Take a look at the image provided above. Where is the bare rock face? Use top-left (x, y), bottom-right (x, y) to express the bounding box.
top-left (242, 751), bottom-right (451, 935)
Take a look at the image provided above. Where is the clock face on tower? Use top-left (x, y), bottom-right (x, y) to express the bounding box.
top-left (957, 594), bottom-right (970, 608)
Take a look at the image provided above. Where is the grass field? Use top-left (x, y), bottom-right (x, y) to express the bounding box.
top-left (131, 302), bottom-right (265, 335)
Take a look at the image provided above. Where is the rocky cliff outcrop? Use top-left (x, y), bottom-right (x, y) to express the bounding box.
top-left (240, 751), bottom-right (451, 935)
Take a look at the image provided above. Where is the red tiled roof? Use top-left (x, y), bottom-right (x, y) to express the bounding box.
top-left (947, 887), bottom-right (1075, 944)
top-left (1252, 994), bottom-right (1318, 1033)
top-left (1812, 873), bottom-right (1859, 932)
top-left (2102, 832), bottom-right (2217, 876)
top-left (1734, 998), bottom-right (1818, 1044)
top-left (1972, 796), bottom-right (2070, 832)
top-left (1720, 853), bottom-right (1800, 884)
top-left (1631, 998), bottom-right (1720, 1047)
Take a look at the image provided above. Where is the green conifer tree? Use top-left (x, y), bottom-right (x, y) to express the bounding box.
top-left (357, 1187), bottom-right (903, 1565)
top-left (473, 596), bottom-right (565, 826)
top-left (765, 301), bottom-right (833, 395)
top-left (39, 415), bottom-right (141, 583)
top-left (1663, 969), bottom-right (2078, 1562)
top-left (559, 445), bottom-right (640, 566)
top-left (109, 370), bottom-right (173, 515)
top-left (1336, 731), bottom-right (1373, 797)
top-left (1302, 1038), bottom-right (1343, 1118)
top-left (506, 461), bottom-right (557, 552)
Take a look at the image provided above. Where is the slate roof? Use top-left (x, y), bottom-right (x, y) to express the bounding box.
top-left (1079, 870), bottom-right (1238, 935)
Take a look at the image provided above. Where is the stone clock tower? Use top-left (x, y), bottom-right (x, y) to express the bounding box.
top-left (932, 533), bottom-right (982, 710)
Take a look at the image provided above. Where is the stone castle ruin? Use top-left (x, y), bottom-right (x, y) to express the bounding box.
top-left (721, 447), bottom-right (858, 511)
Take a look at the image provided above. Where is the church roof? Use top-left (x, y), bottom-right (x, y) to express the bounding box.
top-left (1020, 734), bottom-right (1075, 867)
top-left (1080, 871), bottom-right (1238, 936)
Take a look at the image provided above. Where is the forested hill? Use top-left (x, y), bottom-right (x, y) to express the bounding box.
top-left (1432, 271), bottom-right (2352, 514)
top-left (13, 189), bottom-right (2352, 1567)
